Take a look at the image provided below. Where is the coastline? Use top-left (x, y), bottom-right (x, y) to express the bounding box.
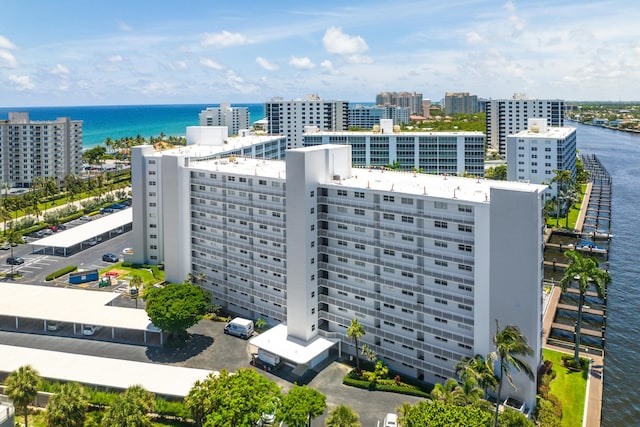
top-left (566, 118), bottom-right (640, 135)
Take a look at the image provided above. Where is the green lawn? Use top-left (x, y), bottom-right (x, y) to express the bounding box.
top-left (99, 262), bottom-right (164, 285)
top-left (543, 348), bottom-right (589, 427)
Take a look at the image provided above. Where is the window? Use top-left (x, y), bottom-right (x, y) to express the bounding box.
top-left (310, 224), bottom-right (315, 231)
top-left (259, 179), bottom-right (267, 185)
top-left (310, 190), bottom-right (315, 197)
top-left (458, 244), bottom-right (472, 252)
top-left (435, 220), bottom-right (448, 229)
top-left (338, 240), bottom-right (348, 246)
top-left (383, 195), bottom-right (395, 202)
top-left (458, 224), bottom-right (472, 233)
top-left (383, 213), bottom-right (395, 220)
top-left (402, 253), bottom-right (414, 260)
top-left (310, 208), bottom-right (315, 214)
top-left (458, 264), bottom-right (473, 272)
top-left (434, 201), bottom-right (447, 209)
top-left (337, 189), bottom-right (347, 196)
top-left (435, 240), bottom-right (448, 248)
top-left (384, 249), bottom-right (395, 256)
top-left (228, 176), bottom-right (235, 181)
top-left (354, 209), bottom-right (365, 216)
top-left (435, 260), bottom-right (448, 267)
top-left (435, 278), bottom-right (448, 286)
top-left (354, 192), bottom-right (365, 199)
top-left (402, 235), bottom-right (414, 242)
top-left (401, 216), bottom-right (414, 224)
top-left (338, 224), bottom-right (348, 230)
top-left (401, 197), bottom-right (413, 205)
top-left (458, 204), bottom-right (472, 213)
top-left (355, 243), bottom-right (365, 250)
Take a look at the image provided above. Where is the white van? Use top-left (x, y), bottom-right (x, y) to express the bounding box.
top-left (82, 325), bottom-right (101, 336)
top-left (383, 413), bottom-right (398, 427)
top-left (47, 321), bottom-right (62, 331)
top-left (224, 318), bottom-right (254, 339)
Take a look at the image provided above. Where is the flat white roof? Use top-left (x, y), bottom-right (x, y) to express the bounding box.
top-left (148, 134), bottom-right (285, 159)
top-left (0, 283), bottom-right (160, 332)
top-left (0, 344), bottom-right (212, 398)
top-left (513, 126), bottom-right (576, 139)
top-left (190, 154), bottom-right (547, 203)
top-left (33, 208), bottom-right (132, 248)
top-left (307, 129), bottom-right (484, 137)
top-left (250, 324), bottom-right (337, 365)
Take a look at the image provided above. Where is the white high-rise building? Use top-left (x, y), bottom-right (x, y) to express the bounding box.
top-left (486, 97), bottom-right (564, 158)
top-left (376, 92), bottom-right (423, 115)
top-left (348, 105), bottom-right (410, 128)
top-left (199, 103), bottom-right (250, 137)
top-left (265, 95), bottom-right (349, 149)
top-left (507, 118), bottom-right (576, 198)
top-left (304, 119), bottom-right (485, 176)
top-left (0, 112), bottom-right (83, 187)
top-left (131, 143), bottom-right (545, 409)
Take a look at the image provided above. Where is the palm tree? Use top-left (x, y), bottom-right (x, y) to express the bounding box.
top-left (560, 250), bottom-right (610, 362)
top-left (454, 354), bottom-right (497, 399)
top-left (45, 382), bottom-right (88, 427)
top-left (490, 322), bottom-right (534, 427)
top-left (346, 318), bottom-right (365, 372)
top-left (4, 365), bottom-right (41, 427)
top-left (325, 404), bottom-right (360, 427)
top-left (429, 378), bottom-right (462, 405)
top-left (101, 385), bottom-right (155, 427)
top-left (550, 169), bottom-right (573, 227)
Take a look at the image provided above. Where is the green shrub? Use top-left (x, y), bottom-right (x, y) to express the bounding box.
top-left (535, 397), bottom-right (562, 427)
top-left (45, 265), bottom-right (78, 281)
top-left (154, 397), bottom-right (190, 418)
top-left (122, 261), bottom-right (132, 267)
top-left (546, 393), bottom-right (563, 418)
top-left (342, 370), bottom-right (430, 398)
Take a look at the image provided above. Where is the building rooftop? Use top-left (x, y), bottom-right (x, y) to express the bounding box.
top-left (306, 128), bottom-right (484, 137)
top-left (147, 134), bottom-right (284, 159)
top-left (249, 324), bottom-right (337, 365)
top-left (513, 126), bottom-right (576, 139)
top-left (186, 152), bottom-right (546, 203)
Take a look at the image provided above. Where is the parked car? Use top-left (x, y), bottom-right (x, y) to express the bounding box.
top-left (57, 224), bottom-right (67, 230)
top-left (85, 238), bottom-right (98, 246)
top-left (122, 199), bottom-right (132, 206)
top-left (82, 325), bottom-right (101, 336)
top-left (31, 230), bottom-right (44, 238)
top-left (80, 215), bottom-right (92, 221)
top-left (111, 203), bottom-right (125, 209)
top-left (0, 243), bottom-right (10, 250)
top-left (6, 256), bottom-right (24, 265)
top-left (47, 321), bottom-right (63, 331)
top-left (41, 228), bottom-right (53, 236)
top-left (383, 414), bottom-right (398, 427)
top-left (49, 226), bottom-right (58, 232)
top-left (102, 253), bottom-right (119, 262)
top-left (100, 207), bottom-right (114, 214)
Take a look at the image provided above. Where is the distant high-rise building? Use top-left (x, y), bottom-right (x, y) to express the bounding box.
top-left (0, 112), bottom-right (83, 188)
top-left (265, 95), bottom-right (348, 149)
top-left (444, 92), bottom-right (479, 114)
top-left (507, 118), bottom-right (576, 198)
top-left (422, 99), bottom-right (432, 118)
top-left (486, 96), bottom-right (564, 158)
top-left (348, 105), bottom-right (409, 128)
top-left (376, 92), bottom-right (423, 115)
top-left (199, 103), bottom-right (250, 137)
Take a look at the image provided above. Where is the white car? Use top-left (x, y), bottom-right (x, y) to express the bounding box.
top-left (82, 325), bottom-right (101, 336)
top-left (383, 413), bottom-right (397, 427)
top-left (0, 243), bottom-right (10, 250)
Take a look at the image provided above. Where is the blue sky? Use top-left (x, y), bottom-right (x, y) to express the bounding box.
top-left (1, 0), bottom-right (638, 106)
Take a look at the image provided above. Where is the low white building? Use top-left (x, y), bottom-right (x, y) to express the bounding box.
top-left (131, 143), bottom-right (545, 409)
top-left (507, 118), bottom-right (576, 198)
top-left (303, 119), bottom-right (485, 176)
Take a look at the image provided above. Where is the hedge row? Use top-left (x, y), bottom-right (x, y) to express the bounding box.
top-left (342, 375), bottom-right (430, 398)
top-left (45, 265), bottom-right (78, 281)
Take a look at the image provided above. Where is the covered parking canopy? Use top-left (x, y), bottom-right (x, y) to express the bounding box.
top-left (0, 282), bottom-right (163, 344)
top-left (31, 208), bottom-right (132, 254)
top-left (0, 344), bottom-right (213, 398)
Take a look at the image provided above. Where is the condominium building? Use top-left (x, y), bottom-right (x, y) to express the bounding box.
top-left (376, 92), bottom-right (423, 115)
top-left (131, 143), bottom-right (545, 409)
top-left (0, 112), bottom-right (83, 187)
top-left (264, 95), bottom-right (349, 149)
top-left (444, 92), bottom-right (479, 114)
top-left (507, 118), bottom-right (576, 198)
top-left (303, 119), bottom-right (485, 176)
top-left (348, 105), bottom-right (410, 128)
top-left (486, 97), bottom-right (564, 157)
top-left (199, 103), bottom-right (250, 137)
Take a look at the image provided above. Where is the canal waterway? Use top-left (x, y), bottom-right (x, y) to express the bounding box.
top-left (572, 122), bottom-right (640, 425)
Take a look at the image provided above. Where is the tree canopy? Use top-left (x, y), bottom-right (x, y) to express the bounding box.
top-left (484, 165), bottom-right (507, 180)
top-left (325, 404), bottom-right (360, 427)
top-left (145, 282), bottom-right (209, 334)
top-left (277, 384), bottom-right (326, 427)
top-left (45, 382), bottom-right (89, 427)
top-left (100, 385), bottom-right (155, 427)
top-left (185, 368), bottom-right (282, 427)
top-left (4, 364), bottom-right (41, 427)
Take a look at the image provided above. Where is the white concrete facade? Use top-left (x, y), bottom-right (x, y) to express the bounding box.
top-left (506, 118), bottom-right (577, 198)
top-left (131, 143), bottom-right (545, 409)
top-left (486, 98), bottom-right (564, 157)
top-left (0, 112), bottom-right (83, 187)
top-left (348, 105), bottom-right (410, 128)
top-left (199, 103), bottom-right (250, 137)
top-left (303, 124), bottom-right (485, 176)
top-left (265, 95), bottom-right (349, 149)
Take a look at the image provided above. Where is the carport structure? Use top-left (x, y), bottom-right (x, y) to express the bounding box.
top-left (31, 208), bottom-right (132, 256)
top-left (0, 283), bottom-right (164, 345)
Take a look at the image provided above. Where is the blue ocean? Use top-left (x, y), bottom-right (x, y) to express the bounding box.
top-left (0, 104), bottom-right (265, 149)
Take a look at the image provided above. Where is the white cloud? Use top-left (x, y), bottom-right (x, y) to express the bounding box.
top-left (139, 81), bottom-right (177, 95)
top-left (0, 35), bottom-right (16, 50)
top-left (108, 55), bottom-right (123, 63)
top-left (504, 1), bottom-right (526, 34)
top-left (256, 56), bottom-right (279, 71)
top-left (320, 60), bottom-right (333, 70)
top-left (466, 31), bottom-right (484, 44)
top-left (200, 58), bottom-right (224, 70)
top-left (201, 30), bottom-right (249, 47)
top-left (345, 54), bottom-right (372, 64)
top-left (118, 20), bottom-right (132, 31)
top-left (169, 61), bottom-right (188, 70)
top-left (289, 56), bottom-right (315, 69)
top-left (0, 50), bottom-right (17, 68)
top-left (51, 64), bottom-right (70, 75)
top-left (323, 27), bottom-right (368, 55)
top-left (9, 75), bottom-right (34, 91)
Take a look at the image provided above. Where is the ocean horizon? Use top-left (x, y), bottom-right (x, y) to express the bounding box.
top-left (0, 102), bottom-right (373, 149)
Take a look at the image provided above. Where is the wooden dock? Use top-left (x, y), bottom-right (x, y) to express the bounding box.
top-left (557, 303), bottom-right (605, 317)
top-left (551, 322), bottom-right (603, 338)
